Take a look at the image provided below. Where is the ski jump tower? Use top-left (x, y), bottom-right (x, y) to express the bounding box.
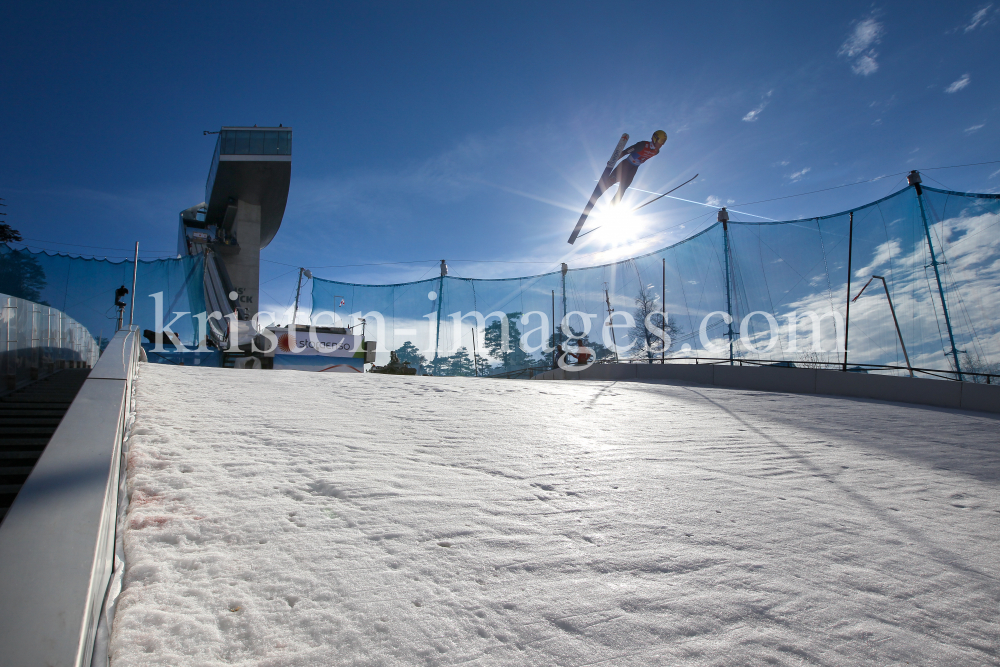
top-left (178, 126), bottom-right (292, 323)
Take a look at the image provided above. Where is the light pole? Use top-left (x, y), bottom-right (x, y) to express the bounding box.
top-left (129, 242), bottom-right (139, 328)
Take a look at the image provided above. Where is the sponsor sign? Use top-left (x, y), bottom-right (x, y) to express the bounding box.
top-left (268, 328), bottom-right (361, 357)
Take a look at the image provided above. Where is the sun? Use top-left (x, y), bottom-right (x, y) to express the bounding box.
top-left (588, 203), bottom-right (647, 245)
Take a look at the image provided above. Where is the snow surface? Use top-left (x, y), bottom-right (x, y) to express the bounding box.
top-left (111, 365), bottom-right (1000, 666)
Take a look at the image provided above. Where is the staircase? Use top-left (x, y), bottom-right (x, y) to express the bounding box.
top-left (0, 369), bottom-right (91, 523)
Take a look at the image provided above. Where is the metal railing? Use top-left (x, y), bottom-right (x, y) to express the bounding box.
top-left (0, 326), bottom-right (141, 667)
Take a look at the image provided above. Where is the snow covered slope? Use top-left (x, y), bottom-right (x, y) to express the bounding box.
top-left (111, 365), bottom-right (1000, 666)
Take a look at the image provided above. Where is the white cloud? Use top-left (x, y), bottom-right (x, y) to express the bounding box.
top-left (946, 74), bottom-right (971, 93)
top-left (706, 195), bottom-right (722, 207)
top-left (742, 106), bottom-right (765, 122)
top-left (742, 90), bottom-right (773, 122)
top-left (965, 124), bottom-right (985, 134)
top-left (840, 17), bottom-right (882, 57)
top-left (965, 4), bottom-right (993, 31)
top-left (789, 167), bottom-right (811, 182)
top-left (853, 54), bottom-right (879, 76)
top-left (853, 239), bottom-right (902, 278)
top-left (990, 168), bottom-right (1000, 179)
top-left (839, 16), bottom-right (884, 76)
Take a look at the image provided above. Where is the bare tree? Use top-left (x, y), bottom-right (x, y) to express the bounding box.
top-left (961, 352), bottom-right (1000, 384)
top-left (629, 284), bottom-right (679, 363)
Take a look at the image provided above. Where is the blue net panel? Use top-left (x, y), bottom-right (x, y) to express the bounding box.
top-left (0, 246), bottom-right (205, 346)
top-left (312, 186), bottom-right (1000, 379)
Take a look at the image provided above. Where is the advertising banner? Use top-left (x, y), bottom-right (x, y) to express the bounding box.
top-left (270, 329), bottom-right (361, 358)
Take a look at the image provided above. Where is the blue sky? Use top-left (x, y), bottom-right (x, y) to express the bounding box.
top-left (2, 1), bottom-right (998, 317)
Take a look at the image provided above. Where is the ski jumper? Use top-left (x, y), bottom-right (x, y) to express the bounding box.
top-left (594, 141), bottom-right (660, 205)
top-left (568, 132), bottom-right (667, 244)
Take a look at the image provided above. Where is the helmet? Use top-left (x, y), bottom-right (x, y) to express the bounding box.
top-left (652, 130), bottom-right (667, 143)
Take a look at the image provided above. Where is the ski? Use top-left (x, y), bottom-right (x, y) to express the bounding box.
top-left (631, 173), bottom-right (699, 212)
top-left (567, 133), bottom-right (629, 245)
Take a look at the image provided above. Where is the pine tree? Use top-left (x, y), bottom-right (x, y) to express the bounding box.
top-left (0, 223), bottom-right (22, 243)
top-left (394, 341), bottom-right (426, 369)
top-left (0, 246), bottom-right (48, 304)
top-left (474, 352), bottom-right (494, 376)
top-left (442, 347), bottom-right (477, 376)
top-left (484, 312), bottom-right (530, 371)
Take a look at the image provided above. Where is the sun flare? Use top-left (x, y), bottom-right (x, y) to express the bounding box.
top-left (588, 203), bottom-right (648, 245)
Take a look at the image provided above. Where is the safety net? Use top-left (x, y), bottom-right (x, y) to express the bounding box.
top-left (0, 246), bottom-right (206, 346)
top-left (313, 185), bottom-right (1000, 380)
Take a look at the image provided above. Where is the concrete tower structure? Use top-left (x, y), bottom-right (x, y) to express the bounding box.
top-left (179, 126), bottom-right (292, 321)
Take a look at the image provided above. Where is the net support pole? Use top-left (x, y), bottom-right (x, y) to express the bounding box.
top-left (661, 257), bottom-right (666, 364)
top-left (432, 260), bottom-right (447, 374)
top-left (560, 263), bottom-right (568, 344)
top-left (603, 283), bottom-right (619, 363)
top-left (551, 289), bottom-right (555, 365)
top-left (719, 209), bottom-right (734, 365)
top-left (852, 275), bottom-right (915, 378)
top-left (128, 242), bottom-right (139, 328)
top-left (911, 171), bottom-right (963, 380)
top-left (877, 276), bottom-right (914, 378)
top-left (843, 212), bottom-right (853, 372)
top-left (471, 326), bottom-right (479, 377)
top-left (291, 267), bottom-right (305, 327)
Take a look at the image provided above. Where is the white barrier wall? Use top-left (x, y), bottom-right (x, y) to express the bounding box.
top-left (533, 363), bottom-right (1000, 414)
